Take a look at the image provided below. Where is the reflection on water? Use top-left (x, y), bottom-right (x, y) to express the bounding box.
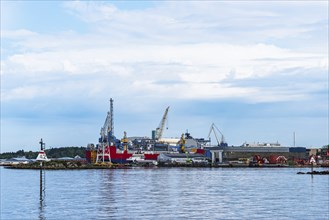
top-left (1, 167), bottom-right (328, 219)
top-left (97, 170), bottom-right (117, 217)
top-left (39, 168), bottom-right (46, 220)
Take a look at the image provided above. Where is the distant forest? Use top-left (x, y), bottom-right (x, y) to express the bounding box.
top-left (0, 147), bottom-right (86, 159)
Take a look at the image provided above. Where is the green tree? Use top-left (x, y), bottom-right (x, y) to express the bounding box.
top-left (0, 147), bottom-right (86, 159)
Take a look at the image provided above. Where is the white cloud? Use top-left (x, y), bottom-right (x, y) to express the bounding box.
top-left (1, 38), bottom-right (327, 104)
top-left (1, 1), bottom-right (328, 151)
top-left (64, 1), bottom-right (117, 23)
top-left (61, 1), bottom-right (327, 47)
top-left (1, 29), bottom-right (37, 38)
top-left (1, 1), bottom-right (327, 105)
top-left (2, 86), bottom-right (40, 100)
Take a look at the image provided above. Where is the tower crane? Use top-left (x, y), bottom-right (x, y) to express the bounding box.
top-left (207, 123), bottom-right (227, 147)
top-left (97, 98), bottom-right (115, 163)
top-left (155, 106), bottom-right (170, 140)
top-left (99, 98), bottom-right (114, 145)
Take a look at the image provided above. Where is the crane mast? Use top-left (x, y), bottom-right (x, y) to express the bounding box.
top-left (108, 98), bottom-right (114, 144)
top-left (155, 106), bottom-right (170, 140)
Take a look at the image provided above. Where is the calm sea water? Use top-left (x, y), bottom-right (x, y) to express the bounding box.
top-left (1, 166), bottom-right (328, 220)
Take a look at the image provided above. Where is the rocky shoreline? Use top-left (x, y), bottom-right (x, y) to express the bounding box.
top-left (297, 170), bottom-right (329, 175)
top-left (3, 161), bottom-right (130, 169)
top-left (2, 161), bottom-right (329, 172)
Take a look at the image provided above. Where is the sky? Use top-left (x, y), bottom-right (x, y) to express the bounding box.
top-left (1, 1), bottom-right (328, 153)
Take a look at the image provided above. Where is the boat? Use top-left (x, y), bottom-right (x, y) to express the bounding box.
top-left (127, 154), bottom-right (158, 165)
top-left (91, 99), bottom-right (132, 164)
top-left (88, 99), bottom-right (205, 165)
top-left (96, 145), bottom-right (133, 164)
top-left (144, 152), bottom-right (159, 160)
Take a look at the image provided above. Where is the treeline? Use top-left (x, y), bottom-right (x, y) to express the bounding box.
top-left (0, 147), bottom-right (86, 159)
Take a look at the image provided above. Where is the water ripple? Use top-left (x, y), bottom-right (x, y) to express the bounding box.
top-left (1, 167), bottom-right (328, 219)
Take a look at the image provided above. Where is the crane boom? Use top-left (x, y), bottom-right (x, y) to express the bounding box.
top-left (156, 106), bottom-right (170, 140)
top-left (207, 123), bottom-right (226, 146)
top-left (100, 98), bottom-right (114, 144)
top-left (100, 111), bottom-right (110, 142)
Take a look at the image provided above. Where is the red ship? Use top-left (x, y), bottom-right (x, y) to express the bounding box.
top-left (96, 146), bottom-right (133, 164)
top-left (86, 98), bottom-right (159, 164)
top-left (144, 153), bottom-right (159, 160)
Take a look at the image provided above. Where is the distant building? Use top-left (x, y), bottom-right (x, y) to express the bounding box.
top-left (242, 142), bottom-right (281, 147)
top-left (0, 156), bottom-right (33, 165)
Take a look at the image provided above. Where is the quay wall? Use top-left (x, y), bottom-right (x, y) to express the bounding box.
top-left (223, 151), bottom-right (306, 161)
top-left (221, 147), bottom-right (307, 161)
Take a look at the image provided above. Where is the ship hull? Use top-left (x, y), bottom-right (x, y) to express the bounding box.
top-left (96, 146), bottom-right (133, 164)
top-left (144, 153), bottom-right (159, 160)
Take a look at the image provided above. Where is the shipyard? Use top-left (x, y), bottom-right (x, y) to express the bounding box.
top-left (2, 1), bottom-right (328, 220)
top-left (3, 98), bottom-right (328, 170)
top-left (84, 98), bottom-right (329, 168)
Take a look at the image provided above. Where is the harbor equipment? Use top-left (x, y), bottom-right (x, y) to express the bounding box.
top-left (178, 133), bottom-right (186, 153)
top-left (95, 98), bottom-right (133, 164)
top-left (99, 98), bottom-right (115, 146)
top-left (96, 99), bottom-right (114, 163)
top-left (207, 123), bottom-right (228, 147)
top-left (154, 106), bottom-right (170, 140)
top-left (85, 144), bottom-right (97, 163)
top-left (121, 131), bottom-right (129, 151)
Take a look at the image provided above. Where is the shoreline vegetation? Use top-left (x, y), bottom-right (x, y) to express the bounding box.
top-left (0, 147), bottom-right (86, 160)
